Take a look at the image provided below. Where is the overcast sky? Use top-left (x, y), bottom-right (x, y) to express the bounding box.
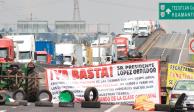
top-left (0, 0), bottom-right (193, 33)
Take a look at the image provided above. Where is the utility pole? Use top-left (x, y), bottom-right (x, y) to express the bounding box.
top-left (73, 0), bottom-right (81, 21)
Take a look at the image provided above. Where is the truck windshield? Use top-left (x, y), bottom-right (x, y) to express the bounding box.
top-left (117, 45), bottom-right (126, 49)
top-left (0, 48), bottom-right (8, 58)
top-left (139, 27), bottom-right (148, 30)
top-left (19, 51), bottom-right (31, 59)
top-left (64, 56), bottom-right (71, 62)
top-left (37, 55), bottom-right (47, 63)
top-left (124, 28), bottom-right (132, 30)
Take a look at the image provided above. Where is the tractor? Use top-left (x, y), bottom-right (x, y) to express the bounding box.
top-left (0, 35), bottom-right (41, 102)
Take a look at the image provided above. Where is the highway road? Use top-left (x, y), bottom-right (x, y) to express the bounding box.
top-left (146, 33), bottom-right (189, 64)
top-left (0, 102), bottom-right (135, 112)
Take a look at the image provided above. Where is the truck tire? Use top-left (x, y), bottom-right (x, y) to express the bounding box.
top-left (5, 102), bottom-right (20, 106)
top-left (84, 87), bottom-right (98, 101)
top-left (26, 70), bottom-right (39, 102)
top-left (17, 100), bottom-right (28, 106)
top-left (0, 93), bottom-right (6, 105)
top-left (81, 101), bottom-right (101, 108)
top-left (12, 89), bottom-right (26, 100)
top-left (37, 89), bottom-right (52, 102)
top-left (59, 90), bottom-right (74, 103)
top-left (35, 101), bottom-right (53, 107)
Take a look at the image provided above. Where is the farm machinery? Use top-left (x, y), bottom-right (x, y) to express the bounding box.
top-left (0, 35), bottom-right (41, 102)
top-left (0, 62), bottom-right (41, 102)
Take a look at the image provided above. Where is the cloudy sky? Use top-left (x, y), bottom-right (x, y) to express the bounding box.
top-left (0, 0), bottom-right (193, 33)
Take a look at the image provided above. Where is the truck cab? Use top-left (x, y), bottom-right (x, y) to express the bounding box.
top-left (35, 51), bottom-right (51, 64)
top-left (35, 40), bottom-right (55, 64)
top-left (114, 35), bottom-right (129, 60)
top-left (138, 25), bottom-right (149, 37)
top-left (0, 37), bottom-right (15, 63)
top-left (137, 21), bottom-right (153, 37)
top-left (5, 35), bottom-right (35, 63)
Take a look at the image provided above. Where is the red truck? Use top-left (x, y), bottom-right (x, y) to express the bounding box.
top-left (35, 51), bottom-right (51, 64)
top-left (0, 36), bottom-right (15, 63)
top-left (114, 36), bottom-right (129, 60)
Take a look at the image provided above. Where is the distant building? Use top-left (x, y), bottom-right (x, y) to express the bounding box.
top-left (17, 20), bottom-right (49, 33)
top-left (55, 21), bottom-right (86, 34)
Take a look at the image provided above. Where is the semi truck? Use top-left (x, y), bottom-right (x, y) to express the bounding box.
top-left (0, 36), bottom-right (15, 63)
top-left (5, 35), bottom-right (35, 63)
top-left (55, 43), bottom-right (83, 66)
top-left (123, 20), bottom-right (156, 37)
top-left (35, 40), bottom-right (55, 64)
top-left (34, 51), bottom-right (51, 64)
top-left (123, 21), bottom-right (139, 36)
top-left (137, 21), bottom-right (155, 37)
top-left (91, 35), bottom-right (117, 65)
top-left (114, 37), bottom-right (128, 60)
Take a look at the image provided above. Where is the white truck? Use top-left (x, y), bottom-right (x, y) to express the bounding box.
top-left (55, 43), bottom-right (83, 66)
top-left (91, 35), bottom-right (117, 65)
top-left (5, 35), bottom-right (35, 63)
top-left (123, 21), bottom-right (139, 36)
top-left (137, 21), bottom-right (155, 37)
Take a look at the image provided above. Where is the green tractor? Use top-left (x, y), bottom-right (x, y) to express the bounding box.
top-left (0, 35), bottom-right (41, 102)
top-left (0, 62), bottom-right (41, 102)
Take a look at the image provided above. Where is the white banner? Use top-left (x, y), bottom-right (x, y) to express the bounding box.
top-left (45, 60), bottom-right (160, 104)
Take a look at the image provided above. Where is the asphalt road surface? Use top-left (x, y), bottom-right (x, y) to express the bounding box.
top-left (0, 103), bottom-right (135, 112)
top-left (146, 33), bottom-right (189, 64)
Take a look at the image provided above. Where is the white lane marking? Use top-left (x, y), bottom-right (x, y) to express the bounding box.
top-left (161, 33), bottom-right (174, 55)
top-left (178, 33), bottom-right (187, 64)
top-left (104, 104), bottom-right (120, 112)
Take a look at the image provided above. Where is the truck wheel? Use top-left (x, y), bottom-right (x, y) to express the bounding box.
top-left (84, 87), bottom-right (98, 101)
top-left (27, 70), bottom-right (39, 102)
top-left (59, 90), bottom-right (74, 103)
top-left (37, 89), bottom-right (52, 102)
top-left (35, 101), bottom-right (53, 107)
top-left (12, 89), bottom-right (26, 100)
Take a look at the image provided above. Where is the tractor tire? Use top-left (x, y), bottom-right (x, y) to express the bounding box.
top-left (26, 70), bottom-right (39, 102)
top-left (37, 89), bottom-right (52, 102)
top-left (84, 87), bottom-right (98, 101)
top-left (0, 93), bottom-right (6, 105)
top-left (10, 71), bottom-right (24, 91)
top-left (12, 89), bottom-right (26, 100)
